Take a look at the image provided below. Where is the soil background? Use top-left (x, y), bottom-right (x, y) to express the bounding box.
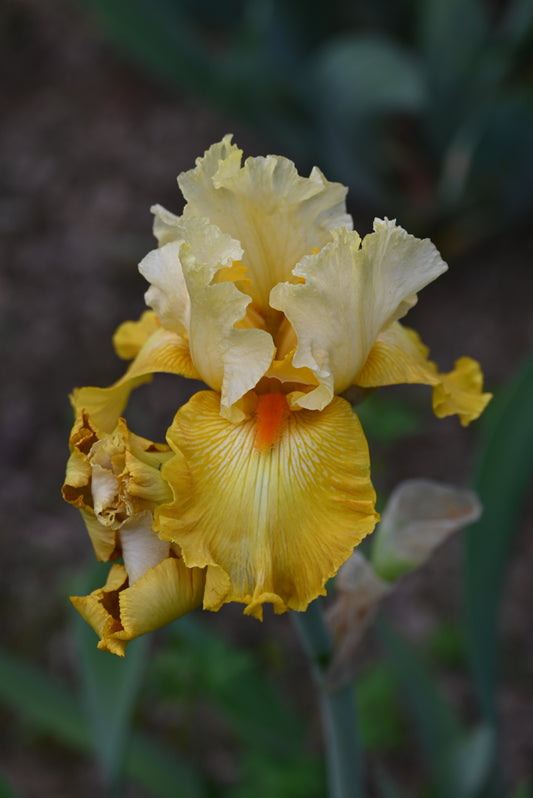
top-left (1, 1), bottom-right (532, 796)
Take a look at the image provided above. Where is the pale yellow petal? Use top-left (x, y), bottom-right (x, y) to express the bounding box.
top-left (178, 136), bottom-right (352, 315)
top-left (112, 311), bottom-right (160, 360)
top-left (156, 390), bottom-right (378, 620)
top-left (138, 240), bottom-right (190, 337)
top-left (140, 216), bottom-right (243, 338)
top-left (120, 511), bottom-right (170, 584)
top-left (357, 323), bottom-right (492, 425)
top-left (179, 244), bottom-right (275, 411)
top-left (270, 220), bottom-right (447, 410)
top-left (151, 203), bottom-right (183, 246)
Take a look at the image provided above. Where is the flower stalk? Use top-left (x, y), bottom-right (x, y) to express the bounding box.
top-left (292, 599), bottom-right (365, 798)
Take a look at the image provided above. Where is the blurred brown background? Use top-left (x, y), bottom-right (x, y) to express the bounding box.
top-left (1, 0), bottom-right (532, 795)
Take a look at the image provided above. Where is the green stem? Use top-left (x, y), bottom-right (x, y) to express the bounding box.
top-left (292, 599), bottom-right (365, 798)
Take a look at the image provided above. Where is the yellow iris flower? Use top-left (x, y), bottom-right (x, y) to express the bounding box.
top-left (64, 136), bottom-right (491, 654)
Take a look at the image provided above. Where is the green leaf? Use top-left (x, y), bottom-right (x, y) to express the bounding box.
top-left (418, 0), bottom-right (488, 92)
top-left (0, 648), bottom-right (93, 751)
top-left (72, 570), bottom-right (148, 792)
top-left (314, 34), bottom-right (426, 121)
top-left (374, 768), bottom-right (409, 798)
top-left (355, 664), bottom-right (405, 751)
top-left (464, 353), bottom-right (533, 724)
top-left (430, 725), bottom-right (496, 798)
top-left (75, 0), bottom-right (216, 97)
top-left (154, 616), bottom-right (304, 753)
top-left (0, 647), bottom-right (206, 798)
top-left (508, 782), bottom-right (532, 798)
top-left (377, 621), bottom-right (462, 796)
top-left (0, 773), bottom-right (22, 798)
top-left (355, 394), bottom-right (420, 444)
top-left (311, 33), bottom-right (426, 199)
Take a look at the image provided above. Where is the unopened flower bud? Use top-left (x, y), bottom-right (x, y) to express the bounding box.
top-left (371, 479), bottom-right (482, 582)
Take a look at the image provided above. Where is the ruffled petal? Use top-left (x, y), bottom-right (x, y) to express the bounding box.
top-left (62, 413), bottom-right (172, 561)
top-left (71, 327), bottom-right (198, 433)
top-left (270, 220), bottom-right (447, 410)
top-left (357, 322), bottom-right (492, 425)
top-left (177, 136), bottom-right (352, 315)
top-left (70, 558), bottom-right (206, 656)
top-left (156, 390), bottom-right (378, 620)
top-left (139, 214), bottom-right (274, 407)
top-left (179, 242), bottom-right (275, 414)
top-left (139, 216), bottom-right (243, 337)
top-left (433, 357), bottom-right (492, 426)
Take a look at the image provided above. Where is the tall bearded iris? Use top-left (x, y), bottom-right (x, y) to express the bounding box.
top-left (64, 136), bottom-right (491, 653)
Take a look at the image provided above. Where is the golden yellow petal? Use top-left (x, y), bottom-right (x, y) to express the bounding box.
top-left (70, 564), bottom-right (129, 657)
top-left (157, 391), bottom-right (378, 620)
top-left (71, 327), bottom-right (198, 433)
top-left (433, 357), bottom-right (492, 426)
top-left (119, 556), bottom-right (205, 639)
top-left (177, 136), bottom-right (352, 316)
top-left (80, 507), bottom-right (120, 561)
top-left (357, 322), bottom-right (439, 387)
top-left (356, 323), bottom-right (491, 425)
top-left (112, 311), bottom-right (161, 360)
top-left (71, 558), bottom-right (205, 656)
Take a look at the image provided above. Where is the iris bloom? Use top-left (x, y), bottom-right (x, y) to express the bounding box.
top-left (64, 136), bottom-right (491, 653)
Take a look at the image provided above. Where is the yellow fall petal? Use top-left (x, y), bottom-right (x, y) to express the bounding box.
top-left (156, 390), bottom-right (378, 620)
top-left (71, 327), bottom-right (198, 433)
top-left (433, 357), bottom-right (492, 426)
top-left (71, 564), bottom-right (129, 656)
top-left (70, 558), bottom-right (206, 656)
top-left (119, 556), bottom-right (205, 640)
top-left (177, 135), bottom-right (353, 316)
top-left (112, 310), bottom-right (161, 360)
top-left (356, 322), bottom-right (492, 425)
top-left (270, 220), bottom-right (448, 410)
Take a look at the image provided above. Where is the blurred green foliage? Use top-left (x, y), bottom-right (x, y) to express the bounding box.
top-left (76, 0), bottom-right (533, 243)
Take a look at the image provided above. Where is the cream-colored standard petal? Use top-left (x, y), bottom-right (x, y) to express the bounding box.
top-left (179, 244), bottom-right (275, 413)
top-left (139, 216), bottom-right (243, 338)
top-left (156, 390), bottom-right (378, 620)
top-left (357, 323), bottom-right (492, 426)
top-left (270, 220), bottom-right (448, 410)
top-left (178, 136), bottom-right (352, 314)
top-left (139, 241), bottom-right (191, 337)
